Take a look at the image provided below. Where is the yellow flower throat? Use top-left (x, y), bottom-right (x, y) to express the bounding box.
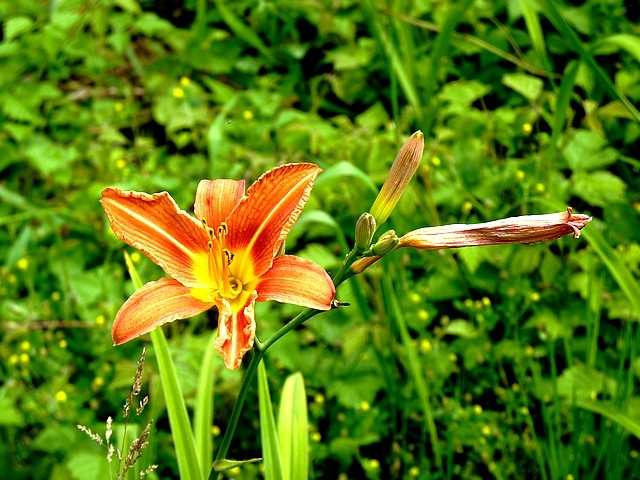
top-left (193, 220), bottom-right (243, 302)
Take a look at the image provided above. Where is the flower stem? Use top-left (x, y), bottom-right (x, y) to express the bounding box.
top-left (212, 245), bottom-right (362, 475)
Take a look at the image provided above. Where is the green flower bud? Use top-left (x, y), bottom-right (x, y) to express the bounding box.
top-left (370, 230), bottom-right (399, 256)
top-left (355, 213), bottom-right (377, 251)
top-left (370, 131), bottom-right (424, 225)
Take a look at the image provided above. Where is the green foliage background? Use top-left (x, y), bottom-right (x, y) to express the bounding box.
top-left (1, 0), bottom-right (639, 478)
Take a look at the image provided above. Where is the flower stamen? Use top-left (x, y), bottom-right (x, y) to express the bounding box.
top-left (200, 219), bottom-right (241, 300)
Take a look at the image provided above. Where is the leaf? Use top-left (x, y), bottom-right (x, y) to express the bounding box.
top-left (4, 16), bottom-right (34, 41)
top-left (278, 373), bottom-right (309, 480)
top-left (571, 170), bottom-right (626, 207)
top-left (556, 365), bottom-right (617, 399)
top-left (194, 331), bottom-right (218, 478)
top-left (563, 130), bottom-right (617, 170)
top-left (581, 221), bottom-right (640, 321)
top-left (594, 34), bottom-right (640, 64)
top-left (502, 72), bottom-right (544, 101)
top-left (257, 361), bottom-right (284, 480)
top-left (125, 254), bottom-right (203, 480)
top-left (574, 398), bottom-right (640, 439)
top-left (444, 319), bottom-right (481, 339)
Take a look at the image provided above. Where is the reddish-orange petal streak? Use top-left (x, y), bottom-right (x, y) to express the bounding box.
top-left (226, 163), bottom-right (321, 280)
top-left (194, 179), bottom-right (245, 228)
top-left (214, 292), bottom-right (257, 370)
top-left (112, 277), bottom-right (214, 345)
top-left (257, 255), bottom-right (335, 310)
top-left (101, 188), bottom-right (209, 287)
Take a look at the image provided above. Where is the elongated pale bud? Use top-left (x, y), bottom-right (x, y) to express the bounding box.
top-left (355, 213), bottom-right (377, 251)
top-left (370, 230), bottom-right (399, 256)
top-left (399, 208), bottom-right (592, 250)
top-left (351, 255), bottom-right (381, 274)
top-left (370, 131), bottom-right (424, 225)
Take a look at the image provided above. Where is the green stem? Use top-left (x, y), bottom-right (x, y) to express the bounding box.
top-left (212, 246), bottom-right (361, 475)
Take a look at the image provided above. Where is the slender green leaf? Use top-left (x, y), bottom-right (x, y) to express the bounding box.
top-left (258, 361), bottom-right (284, 480)
top-left (194, 331), bottom-right (218, 477)
top-left (518, 0), bottom-right (553, 73)
top-left (124, 253), bottom-right (203, 480)
top-left (552, 60), bottom-right (579, 146)
top-left (382, 275), bottom-right (443, 474)
top-left (277, 373), bottom-right (309, 480)
top-left (581, 222), bottom-right (640, 321)
top-left (536, 0), bottom-right (640, 121)
top-left (213, 0), bottom-right (271, 59)
top-left (594, 34), bottom-right (640, 64)
top-left (574, 399), bottom-right (640, 439)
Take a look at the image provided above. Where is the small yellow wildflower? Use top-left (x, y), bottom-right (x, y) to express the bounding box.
top-left (19, 353), bottom-right (29, 364)
top-left (20, 341), bottom-right (30, 351)
top-left (473, 404), bottom-right (483, 415)
top-left (408, 466), bottom-right (420, 477)
top-left (115, 158), bottom-right (126, 170)
top-left (58, 339), bottom-right (68, 349)
top-left (179, 76), bottom-right (191, 87)
top-left (535, 183), bottom-right (545, 193)
top-left (8, 354), bottom-right (18, 365)
top-left (524, 345), bottom-right (535, 357)
top-left (409, 292), bottom-right (421, 304)
top-left (95, 315), bottom-right (106, 327)
top-left (482, 297), bottom-right (491, 307)
top-left (172, 87), bottom-right (185, 99)
top-left (51, 291), bottom-right (61, 301)
top-left (114, 102), bottom-right (124, 112)
top-left (311, 432), bottom-right (321, 442)
top-left (529, 292), bottom-right (541, 302)
top-left (242, 110), bottom-right (254, 121)
top-left (461, 200), bottom-right (473, 215)
top-left (417, 309), bottom-right (429, 321)
top-left (481, 425), bottom-right (491, 436)
top-left (360, 401), bottom-right (371, 412)
top-left (430, 156), bottom-right (441, 167)
top-left (522, 123), bottom-right (533, 134)
top-left (92, 377), bottom-right (105, 389)
top-left (211, 425), bottom-right (221, 436)
top-left (420, 339), bottom-right (432, 355)
top-left (366, 459), bottom-right (380, 470)
top-left (55, 390), bottom-right (68, 403)
top-left (314, 393), bottom-right (325, 405)
top-left (17, 258), bottom-right (29, 271)
top-left (130, 252), bottom-right (141, 263)
top-left (515, 170), bottom-right (526, 182)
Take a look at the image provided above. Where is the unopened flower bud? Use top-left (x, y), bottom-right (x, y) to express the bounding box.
top-left (355, 213), bottom-right (377, 251)
top-left (370, 131), bottom-right (424, 225)
top-left (398, 208), bottom-right (592, 250)
top-left (370, 230), bottom-right (399, 256)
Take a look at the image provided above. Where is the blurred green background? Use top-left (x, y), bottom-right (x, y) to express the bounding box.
top-left (1, 0), bottom-right (639, 478)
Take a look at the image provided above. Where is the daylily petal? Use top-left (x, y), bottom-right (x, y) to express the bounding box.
top-left (214, 292), bottom-right (258, 370)
top-left (399, 208), bottom-right (592, 249)
top-left (256, 255), bottom-right (335, 310)
top-left (194, 179), bottom-right (245, 228)
top-left (227, 163), bottom-right (321, 280)
top-left (101, 188), bottom-right (209, 287)
top-left (112, 277), bottom-right (214, 345)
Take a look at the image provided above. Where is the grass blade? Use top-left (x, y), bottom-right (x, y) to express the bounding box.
top-left (257, 360), bottom-right (284, 480)
top-left (124, 253), bottom-right (203, 480)
top-left (574, 398), bottom-right (640, 439)
top-left (381, 274), bottom-right (443, 475)
top-left (277, 372), bottom-right (309, 480)
top-left (536, 0), bottom-right (640, 121)
top-left (581, 222), bottom-right (640, 320)
top-left (194, 330), bottom-right (218, 477)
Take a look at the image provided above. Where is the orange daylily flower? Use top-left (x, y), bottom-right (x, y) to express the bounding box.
top-left (101, 163), bottom-right (335, 370)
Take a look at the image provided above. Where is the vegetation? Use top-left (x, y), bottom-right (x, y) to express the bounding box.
top-left (1, 0), bottom-right (639, 478)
